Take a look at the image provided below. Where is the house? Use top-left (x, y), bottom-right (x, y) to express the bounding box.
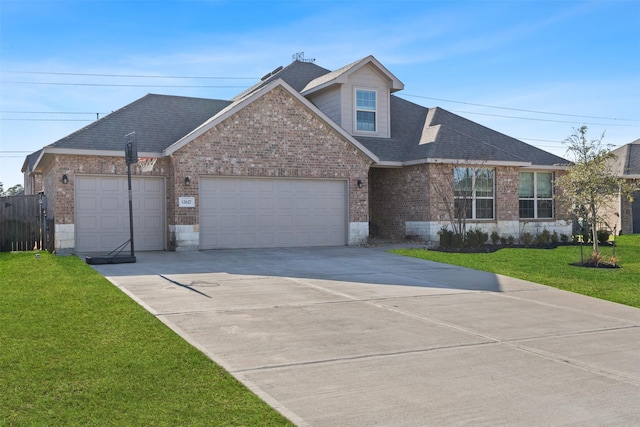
top-left (605, 139), bottom-right (640, 234)
top-left (22, 55), bottom-right (572, 254)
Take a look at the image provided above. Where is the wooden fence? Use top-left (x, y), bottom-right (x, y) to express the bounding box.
top-left (0, 194), bottom-right (54, 252)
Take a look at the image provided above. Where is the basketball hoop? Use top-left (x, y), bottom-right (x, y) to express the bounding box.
top-left (138, 157), bottom-right (157, 173)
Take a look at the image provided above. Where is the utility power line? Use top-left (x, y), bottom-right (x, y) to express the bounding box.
top-left (449, 109), bottom-right (639, 128)
top-left (2, 81), bottom-right (249, 88)
top-left (401, 93), bottom-right (639, 122)
top-left (5, 70), bottom-right (259, 79)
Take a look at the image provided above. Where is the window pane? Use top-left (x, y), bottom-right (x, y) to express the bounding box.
top-left (475, 169), bottom-right (494, 197)
top-left (454, 199), bottom-right (472, 219)
top-left (519, 200), bottom-right (534, 218)
top-left (356, 90), bottom-right (376, 110)
top-left (519, 172), bottom-right (534, 198)
top-left (537, 173), bottom-right (553, 198)
top-left (476, 199), bottom-right (494, 219)
top-left (356, 111), bottom-right (376, 131)
top-left (454, 168), bottom-right (472, 197)
top-left (537, 200), bottom-right (553, 218)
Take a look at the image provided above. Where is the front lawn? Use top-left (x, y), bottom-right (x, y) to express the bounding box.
top-left (391, 234), bottom-right (640, 309)
top-left (0, 252), bottom-right (293, 426)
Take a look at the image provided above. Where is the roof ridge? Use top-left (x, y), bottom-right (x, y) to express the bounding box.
top-left (232, 60), bottom-right (331, 101)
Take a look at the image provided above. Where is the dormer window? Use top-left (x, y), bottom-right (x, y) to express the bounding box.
top-left (356, 89), bottom-right (376, 132)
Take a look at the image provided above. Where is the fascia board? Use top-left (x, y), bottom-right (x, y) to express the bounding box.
top-left (520, 164), bottom-right (569, 171)
top-left (301, 80), bottom-right (341, 96)
top-left (364, 56), bottom-right (405, 91)
top-left (164, 78), bottom-right (380, 163)
top-left (163, 95), bottom-right (252, 156)
top-left (41, 147), bottom-right (162, 158)
top-left (20, 157), bottom-right (30, 173)
top-left (302, 56), bottom-right (404, 96)
top-left (420, 158), bottom-right (532, 167)
top-left (32, 147), bottom-right (162, 171)
top-left (372, 161), bottom-right (404, 168)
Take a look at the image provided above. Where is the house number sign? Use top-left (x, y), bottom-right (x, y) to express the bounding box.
top-left (179, 197), bottom-right (195, 208)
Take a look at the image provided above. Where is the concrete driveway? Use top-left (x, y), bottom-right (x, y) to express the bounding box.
top-left (89, 246), bottom-right (640, 426)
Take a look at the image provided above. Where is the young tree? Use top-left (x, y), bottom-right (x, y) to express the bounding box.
top-left (430, 162), bottom-right (491, 242)
top-left (556, 126), bottom-right (638, 263)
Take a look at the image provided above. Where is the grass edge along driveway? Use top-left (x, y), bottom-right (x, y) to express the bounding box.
top-left (391, 234), bottom-right (640, 309)
top-left (0, 252), bottom-right (293, 426)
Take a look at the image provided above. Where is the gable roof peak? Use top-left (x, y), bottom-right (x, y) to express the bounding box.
top-left (302, 55), bottom-right (404, 95)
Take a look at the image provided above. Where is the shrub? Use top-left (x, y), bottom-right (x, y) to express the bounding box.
top-left (500, 236), bottom-right (508, 245)
top-left (597, 229), bottom-right (611, 244)
top-left (534, 229), bottom-right (551, 246)
top-left (438, 227), bottom-right (453, 248)
top-left (452, 233), bottom-right (464, 249)
top-left (521, 232), bottom-right (533, 247)
top-left (551, 231), bottom-right (559, 244)
top-left (560, 233), bottom-right (569, 243)
top-left (490, 231), bottom-right (500, 245)
top-left (507, 235), bottom-right (515, 245)
top-left (466, 228), bottom-right (488, 248)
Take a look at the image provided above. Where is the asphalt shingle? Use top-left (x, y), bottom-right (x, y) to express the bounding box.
top-left (48, 94), bottom-right (231, 153)
top-left (38, 58), bottom-right (570, 167)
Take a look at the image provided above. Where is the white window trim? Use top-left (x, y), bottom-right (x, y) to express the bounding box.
top-left (519, 171), bottom-right (554, 219)
top-left (454, 167), bottom-right (495, 220)
top-left (354, 87), bottom-right (377, 133)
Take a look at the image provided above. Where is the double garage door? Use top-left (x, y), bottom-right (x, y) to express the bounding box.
top-left (75, 176), bottom-right (165, 253)
top-left (200, 177), bottom-right (347, 249)
top-left (75, 176), bottom-right (347, 252)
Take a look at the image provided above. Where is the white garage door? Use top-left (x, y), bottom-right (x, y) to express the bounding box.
top-left (200, 177), bottom-right (347, 249)
top-left (75, 175), bottom-right (165, 252)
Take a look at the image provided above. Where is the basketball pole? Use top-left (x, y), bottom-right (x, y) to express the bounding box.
top-left (127, 159), bottom-right (135, 258)
top-left (125, 131), bottom-right (137, 259)
top-left (85, 132), bottom-right (138, 265)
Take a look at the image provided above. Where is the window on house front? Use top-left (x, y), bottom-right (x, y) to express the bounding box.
top-left (356, 89), bottom-right (376, 132)
top-left (453, 167), bottom-right (495, 219)
top-left (519, 172), bottom-right (553, 219)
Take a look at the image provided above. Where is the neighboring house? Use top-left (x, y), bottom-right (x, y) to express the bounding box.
top-left (605, 139), bottom-right (640, 234)
top-left (22, 55), bottom-right (571, 254)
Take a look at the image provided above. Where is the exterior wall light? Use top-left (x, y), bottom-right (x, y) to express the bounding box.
top-left (62, 174), bottom-right (69, 184)
top-left (184, 176), bottom-right (191, 186)
top-left (357, 179), bottom-right (363, 189)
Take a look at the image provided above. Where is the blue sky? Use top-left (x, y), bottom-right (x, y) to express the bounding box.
top-left (1, 0), bottom-right (639, 188)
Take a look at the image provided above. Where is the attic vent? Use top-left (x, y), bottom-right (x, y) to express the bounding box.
top-left (260, 65), bottom-right (284, 81)
top-left (292, 52), bottom-right (315, 63)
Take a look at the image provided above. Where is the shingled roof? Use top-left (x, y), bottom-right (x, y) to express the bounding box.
top-left (31, 56), bottom-right (569, 168)
top-left (354, 96), bottom-right (568, 166)
top-left (47, 94), bottom-right (231, 153)
top-left (232, 60), bottom-right (331, 101)
top-left (610, 138), bottom-right (640, 176)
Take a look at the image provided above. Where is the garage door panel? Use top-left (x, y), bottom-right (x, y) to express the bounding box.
top-left (98, 178), bottom-right (120, 191)
top-left (76, 176), bottom-right (165, 252)
top-left (200, 177), bottom-right (346, 249)
top-left (99, 216), bottom-right (120, 229)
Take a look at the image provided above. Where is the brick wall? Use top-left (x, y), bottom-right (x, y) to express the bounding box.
top-left (44, 154), bottom-right (168, 224)
top-left (371, 163), bottom-right (571, 240)
top-left (170, 85), bottom-right (373, 226)
top-left (496, 167), bottom-right (519, 221)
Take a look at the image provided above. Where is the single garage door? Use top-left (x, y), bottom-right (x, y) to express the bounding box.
top-left (200, 177), bottom-right (347, 249)
top-left (75, 175), bottom-right (165, 252)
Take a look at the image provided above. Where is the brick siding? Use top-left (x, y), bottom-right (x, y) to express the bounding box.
top-left (170, 85), bottom-right (373, 227)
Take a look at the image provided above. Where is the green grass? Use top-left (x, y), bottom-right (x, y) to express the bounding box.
top-left (391, 234), bottom-right (640, 309)
top-left (0, 252), bottom-right (293, 426)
